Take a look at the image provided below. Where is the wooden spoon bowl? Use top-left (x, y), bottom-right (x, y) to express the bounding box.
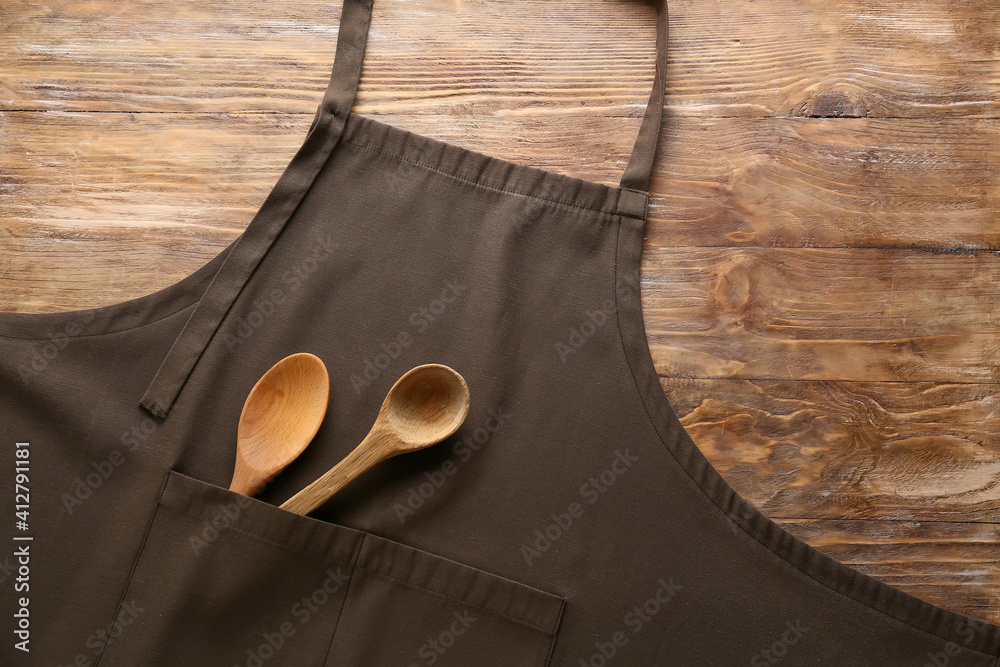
top-left (385, 364), bottom-right (470, 448)
top-left (280, 364), bottom-right (470, 515)
top-left (230, 353), bottom-right (330, 496)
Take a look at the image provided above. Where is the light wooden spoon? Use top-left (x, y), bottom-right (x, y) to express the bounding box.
top-left (280, 364), bottom-right (470, 515)
top-left (229, 353), bottom-right (330, 496)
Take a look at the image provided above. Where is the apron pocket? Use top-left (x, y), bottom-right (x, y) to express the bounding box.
top-left (326, 533), bottom-right (565, 667)
top-left (97, 470), bottom-right (364, 666)
top-left (97, 470), bottom-right (564, 667)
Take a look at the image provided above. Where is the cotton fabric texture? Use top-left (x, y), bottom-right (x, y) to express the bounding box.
top-left (1, 0), bottom-right (998, 665)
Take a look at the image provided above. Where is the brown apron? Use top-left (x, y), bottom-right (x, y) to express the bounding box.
top-left (2, 1), bottom-right (998, 665)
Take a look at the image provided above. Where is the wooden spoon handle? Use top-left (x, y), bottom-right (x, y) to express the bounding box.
top-left (279, 430), bottom-right (394, 515)
top-left (228, 460), bottom-right (260, 497)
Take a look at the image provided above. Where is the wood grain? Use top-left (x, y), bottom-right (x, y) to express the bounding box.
top-left (666, 378), bottom-right (999, 522)
top-left (780, 519), bottom-right (1000, 624)
top-left (231, 352), bottom-right (331, 497)
top-left (649, 117), bottom-right (1000, 250)
top-left (2, 0), bottom-right (997, 117)
top-left (643, 246), bottom-right (1000, 383)
top-left (2, 113), bottom-right (997, 312)
top-left (1, 0), bottom-right (997, 624)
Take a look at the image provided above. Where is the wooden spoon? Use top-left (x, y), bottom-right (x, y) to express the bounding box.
top-left (230, 353), bottom-right (330, 496)
top-left (280, 364), bottom-right (470, 515)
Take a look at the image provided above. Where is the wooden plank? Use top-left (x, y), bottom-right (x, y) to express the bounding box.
top-left (644, 246), bottom-right (1000, 383)
top-left (1, 0), bottom-right (997, 117)
top-left (1, 111), bottom-right (996, 305)
top-left (648, 117), bottom-right (1000, 250)
top-left (0, 111), bottom-right (289, 312)
top-left (780, 518), bottom-right (1000, 624)
top-left (3, 112), bottom-right (995, 252)
top-left (665, 378), bottom-right (1000, 522)
top-left (0, 112), bottom-right (293, 236)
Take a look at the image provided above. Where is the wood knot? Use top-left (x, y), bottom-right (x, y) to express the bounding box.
top-left (712, 255), bottom-right (766, 331)
top-left (798, 92), bottom-right (869, 118)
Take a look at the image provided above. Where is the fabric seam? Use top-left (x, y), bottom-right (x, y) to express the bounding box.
top-left (358, 564), bottom-right (559, 635)
top-left (320, 532), bottom-right (365, 667)
top-left (341, 138), bottom-right (644, 221)
top-left (157, 490), bottom-right (559, 635)
top-left (609, 218), bottom-right (1000, 659)
top-left (156, 500), bottom-right (357, 565)
top-left (138, 96), bottom-right (350, 419)
top-left (544, 597), bottom-right (568, 666)
top-left (0, 299), bottom-right (199, 341)
top-left (92, 469), bottom-right (173, 667)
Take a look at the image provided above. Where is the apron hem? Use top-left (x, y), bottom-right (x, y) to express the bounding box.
top-left (611, 216), bottom-right (1000, 657)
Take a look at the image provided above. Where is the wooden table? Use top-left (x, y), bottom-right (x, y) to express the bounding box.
top-left (2, 0), bottom-right (998, 624)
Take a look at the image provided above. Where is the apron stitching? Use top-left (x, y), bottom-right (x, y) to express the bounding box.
top-left (0, 300), bottom-right (199, 342)
top-left (543, 598), bottom-right (568, 666)
top-left (92, 469), bottom-right (173, 667)
top-left (155, 502), bottom-right (358, 565)
top-left (341, 140), bottom-right (641, 220)
top-left (609, 220), bottom-right (1000, 657)
top-left (320, 532), bottom-right (366, 667)
top-left (357, 566), bottom-right (559, 634)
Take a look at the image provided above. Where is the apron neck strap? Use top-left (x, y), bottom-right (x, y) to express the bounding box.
top-left (312, 0), bottom-right (375, 136)
top-left (619, 0), bottom-right (669, 193)
top-left (318, 0), bottom-right (669, 194)
top-left (139, 0), bottom-right (668, 419)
